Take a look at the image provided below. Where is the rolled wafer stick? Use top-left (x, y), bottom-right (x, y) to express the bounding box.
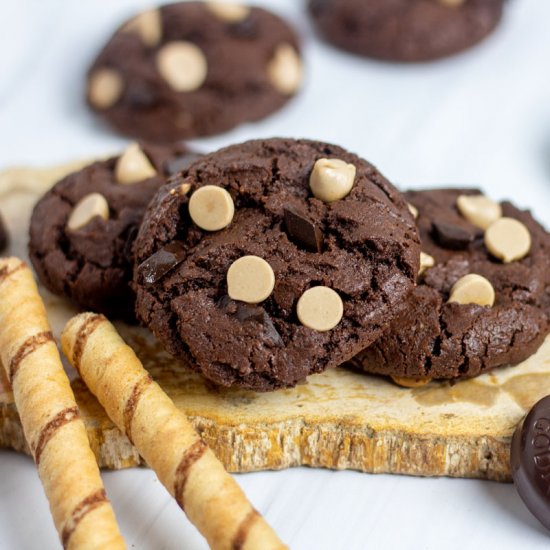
top-left (61, 312), bottom-right (288, 550)
top-left (0, 258), bottom-right (125, 550)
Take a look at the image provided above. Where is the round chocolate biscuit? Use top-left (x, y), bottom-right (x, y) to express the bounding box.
top-left (308, 0), bottom-right (505, 62)
top-left (87, 2), bottom-right (302, 141)
top-left (353, 189), bottom-right (550, 383)
top-left (133, 138), bottom-right (420, 391)
top-left (29, 142), bottom-right (199, 320)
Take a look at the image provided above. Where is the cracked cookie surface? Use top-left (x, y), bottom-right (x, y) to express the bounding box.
top-left (353, 189), bottom-right (550, 381)
top-left (29, 142), bottom-right (197, 320)
top-left (133, 138), bottom-right (420, 391)
top-left (308, 0), bottom-right (505, 62)
top-left (87, 2), bottom-right (302, 141)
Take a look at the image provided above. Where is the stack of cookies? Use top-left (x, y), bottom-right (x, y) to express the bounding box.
top-left (28, 137), bottom-right (550, 393)
top-left (24, 0), bottom-right (550, 395)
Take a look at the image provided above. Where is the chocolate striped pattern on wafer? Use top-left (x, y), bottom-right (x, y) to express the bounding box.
top-left (60, 489), bottom-right (109, 548)
top-left (8, 331), bottom-right (53, 383)
top-left (123, 373), bottom-right (153, 443)
top-left (232, 509), bottom-right (261, 550)
top-left (173, 439), bottom-right (208, 510)
top-left (32, 406), bottom-right (80, 466)
top-left (0, 261), bottom-right (24, 286)
top-left (71, 313), bottom-right (106, 372)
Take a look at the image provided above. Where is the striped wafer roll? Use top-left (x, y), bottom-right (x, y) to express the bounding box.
top-left (0, 258), bottom-right (125, 550)
top-left (61, 312), bottom-right (287, 550)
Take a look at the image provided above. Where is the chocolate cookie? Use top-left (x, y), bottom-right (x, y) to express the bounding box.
top-left (0, 212), bottom-right (8, 253)
top-left (133, 138), bottom-right (420, 391)
top-left (308, 0), bottom-right (505, 62)
top-left (353, 189), bottom-right (550, 384)
top-left (87, 2), bottom-right (302, 141)
top-left (29, 142), bottom-right (199, 320)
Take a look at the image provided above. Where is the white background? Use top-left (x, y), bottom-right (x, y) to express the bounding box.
top-left (1, 0), bottom-right (550, 548)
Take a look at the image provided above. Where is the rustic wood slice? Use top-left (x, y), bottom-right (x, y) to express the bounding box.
top-left (1, 161), bottom-right (549, 482)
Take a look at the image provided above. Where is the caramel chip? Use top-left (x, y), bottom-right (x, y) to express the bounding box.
top-left (122, 8), bottom-right (162, 47)
top-left (310, 158), bottom-right (356, 203)
top-left (457, 194), bottom-right (502, 230)
top-left (484, 217), bottom-right (531, 263)
top-left (227, 256), bottom-right (275, 304)
top-left (419, 252), bottom-right (435, 275)
top-left (156, 41), bottom-right (208, 92)
top-left (189, 185), bottom-right (234, 231)
top-left (437, 0), bottom-right (466, 6)
top-left (88, 68), bottom-right (123, 110)
top-left (67, 193), bottom-right (109, 231)
top-left (115, 143), bottom-right (157, 184)
top-left (267, 43), bottom-right (303, 95)
top-left (448, 274), bottom-right (495, 307)
top-left (391, 376), bottom-right (431, 388)
top-left (297, 286), bottom-right (343, 332)
top-left (206, 2), bottom-right (251, 22)
top-left (408, 203), bottom-right (419, 219)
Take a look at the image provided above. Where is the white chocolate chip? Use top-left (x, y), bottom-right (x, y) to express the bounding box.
top-left (408, 203), bottom-right (419, 219)
top-left (88, 68), bottom-right (123, 110)
top-left (156, 41), bottom-right (208, 92)
top-left (419, 252), bottom-right (435, 275)
top-left (437, 0), bottom-right (466, 7)
top-left (227, 256), bottom-right (275, 304)
top-left (456, 194), bottom-right (502, 230)
top-left (115, 143), bottom-right (157, 184)
top-left (448, 274), bottom-right (495, 307)
top-left (189, 185), bottom-right (235, 231)
top-left (484, 217), bottom-right (532, 263)
top-left (297, 286), bottom-right (344, 332)
top-left (206, 2), bottom-right (251, 22)
top-left (179, 183), bottom-right (192, 195)
top-left (267, 43), bottom-right (303, 95)
top-left (310, 158), bottom-right (356, 203)
top-left (122, 9), bottom-right (162, 47)
top-left (67, 193), bottom-right (109, 231)
top-left (391, 376), bottom-right (431, 388)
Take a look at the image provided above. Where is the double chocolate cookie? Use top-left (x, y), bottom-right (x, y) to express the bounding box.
top-left (308, 0), bottom-right (505, 62)
top-left (87, 2), bottom-right (302, 141)
top-left (29, 142), bottom-right (199, 320)
top-left (133, 138), bottom-right (420, 391)
top-left (353, 189), bottom-right (550, 384)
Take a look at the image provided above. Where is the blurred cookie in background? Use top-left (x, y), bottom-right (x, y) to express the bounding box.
top-left (87, 1), bottom-right (303, 141)
top-left (308, 0), bottom-right (505, 62)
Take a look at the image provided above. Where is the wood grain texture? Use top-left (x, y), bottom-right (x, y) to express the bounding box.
top-left (1, 161), bottom-right (549, 482)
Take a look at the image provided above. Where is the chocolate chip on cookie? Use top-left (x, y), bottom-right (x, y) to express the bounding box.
top-left (133, 138), bottom-right (420, 391)
top-left (308, 0), bottom-right (505, 62)
top-left (87, 2), bottom-right (302, 141)
top-left (29, 142), bottom-right (199, 320)
top-left (353, 189), bottom-right (550, 382)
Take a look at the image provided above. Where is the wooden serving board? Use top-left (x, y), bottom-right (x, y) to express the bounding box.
top-left (1, 161), bottom-right (549, 482)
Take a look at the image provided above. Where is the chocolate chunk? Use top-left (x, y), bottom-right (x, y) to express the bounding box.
top-left (432, 220), bottom-right (476, 250)
top-left (138, 242), bottom-right (186, 285)
top-left (218, 295), bottom-right (283, 346)
top-left (284, 207), bottom-right (323, 252)
top-left (126, 80), bottom-right (160, 108)
top-left (511, 395), bottom-right (550, 532)
top-left (164, 153), bottom-right (203, 176)
top-left (229, 16), bottom-right (259, 39)
top-left (0, 212), bottom-right (8, 253)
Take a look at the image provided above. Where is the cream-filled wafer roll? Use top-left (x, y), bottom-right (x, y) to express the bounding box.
top-left (61, 312), bottom-right (287, 550)
top-left (0, 258), bottom-right (125, 550)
